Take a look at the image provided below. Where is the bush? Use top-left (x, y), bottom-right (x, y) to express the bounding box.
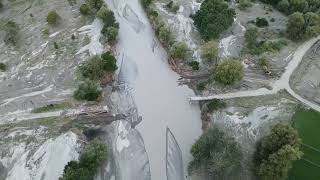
top-left (3, 21), bottom-right (19, 45)
top-left (158, 25), bottom-right (173, 47)
top-left (201, 40), bottom-right (219, 63)
top-left (206, 99), bottom-right (226, 112)
top-left (215, 59), bottom-right (244, 85)
top-left (256, 17), bottom-right (269, 27)
top-left (193, 0), bottom-right (235, 40)
top-left (188, 61), bottom-right (199, 71)
top-left (73, 80), bottom-right (102, 101)
top-left (238, 0), bottom-right (253, 10)
top-left (79, 53), bottom-right (117, 81)
top-left (0, 1), bottom-right (3, 9)
top-left (259, 57), bottom-right (270, 71)
top-left (0, 63), bottom-right (6, 71)
top-left (189, 128), bottom-right (242, 178)
top-left (170, 41), bottom-right (189, 60)
top-left (80, 4), bottom-right (91, 15)
top-left (254, 124), bottom-right (302, 180)
top-left (47, 11), bottom-right (60, 25)
top-left (60, 140), bottom-right (108, 180)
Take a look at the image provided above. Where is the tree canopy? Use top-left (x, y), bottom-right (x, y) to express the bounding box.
top-left (254, 124), bottom-right (303, 180)
top-left (287, 12), bottom-right (320, 41)
top-left (188, 128), bottom-right (242, 178)
top-left (215, 59), bottom-right (244, 85)
top-left (192, 0), bottom-right (235, 41)
top-left (60, 141), bottom-right (108, 180)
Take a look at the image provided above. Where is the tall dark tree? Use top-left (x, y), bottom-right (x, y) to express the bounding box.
top-left (192, 0), bottom-right (235, 41)
top-left (254, 124), bottom-right (303, 180)
top-left (189, 128), bottom-right (242, 178)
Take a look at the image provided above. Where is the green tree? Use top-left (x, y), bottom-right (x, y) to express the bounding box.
top-left (0, 63), bottom-right (6, 71)
top-left (193, 0), bottom-right (235, 40)
top-left (60, 141), bottom-right (108, 180)
top-left (170, 41), bottom-right (190, 60)
top-left (201, 40), bottom-right (219, 64)
top-left (188, 128), bottom-right (242, 178)
top-left (47, 11), bottom-right (61, 25)
top-left (215, 59), bottom-right (244, 85)
top-left (256, 17), bottom-right (269, 27)
top-left (73, 80), bottom-right (102, 101)
top-left (254, 124), bottom-right (303, 180)
top-left (141, 0), bottom-right (152, 8)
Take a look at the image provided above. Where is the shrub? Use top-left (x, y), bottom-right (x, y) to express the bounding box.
top-left (0, 1), bottom-right (3, 9)
top-left (215, 59), bottom-right (244, 85)
top-left (201, 40), bottom-right (219, 63)
top-left (73, 80), bottom-right (102, 101)
top-left (60, 140), bottom-right (108, 180)
top-left (193, 0), bottom-right (235, 40)
top-left (0, 63), bottom-right (6, 71)
top-left (188, 61), bottom-right (200, 71)
top-left (170, 41), bottom-right (189, 60)
top-left (158, 25), bottom-right (173, 46)
top-left (238, 0), bottom-right (253, 10)
top-left (254, 124), bottom-right (302, 180)
top-left (189, 128), bottom-right (242, 178)
top-left (244, 26), bottom-right (258, 49)
top-left (256, 17), bottom-right (269, 27)
top-left (47, 11), bottom-right (60, 25)
top-left (80, 4), bottom-right (91, 15)
top-left (206, 99), bottom-right (226, 112)
top-left (3, 21), bottom-right (19, 45)
top-left (79, 53), bottom-right (117, 81)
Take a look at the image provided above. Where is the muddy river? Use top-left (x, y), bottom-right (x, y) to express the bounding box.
top-left (106, 0), bottom-right (202, 179)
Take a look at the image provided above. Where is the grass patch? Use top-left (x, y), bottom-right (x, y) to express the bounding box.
top-left (289, 108), bottom-right (320, 180)
top-left (31, 102), bottom-right (72, 113)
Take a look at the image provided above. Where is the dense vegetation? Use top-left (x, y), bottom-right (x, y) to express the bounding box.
top-left (189, 128), bottom-right (242, 178)
top-left (254, 123), bottom-right (302, 180)
top-left (0, 63), bottom-right (6, 71)
top-left (244, 26), bottom-right (287, 55)
top-left (287, 12), bottom-right (320, 41)
top-left (262, 0), bottom-right (320, 14)
top-left (215, 59), bottom-right (244, 85)
top-left (192, 0), bottom-right (235, 40)
top-left (60, 141), bottom-right (108, 180)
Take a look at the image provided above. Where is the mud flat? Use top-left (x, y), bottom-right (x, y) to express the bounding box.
top-left (290, 40), bottom-right (320, 105)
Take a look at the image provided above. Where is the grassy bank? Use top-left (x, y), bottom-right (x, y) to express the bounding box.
top-left (289, 108), bottom-right (320, 180)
